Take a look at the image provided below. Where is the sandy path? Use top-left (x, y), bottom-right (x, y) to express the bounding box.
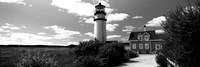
top-left (118, 54), bottom-right (158, 67)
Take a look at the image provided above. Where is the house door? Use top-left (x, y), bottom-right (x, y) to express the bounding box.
top-left (144, 43), bottom-right (150, 53)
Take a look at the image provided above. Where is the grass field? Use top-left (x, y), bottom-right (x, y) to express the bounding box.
top-left (0, 47), bottom-right (75, 67)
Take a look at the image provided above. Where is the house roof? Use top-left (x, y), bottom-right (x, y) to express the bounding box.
top-left (128, 30), bottom-right (161, 40)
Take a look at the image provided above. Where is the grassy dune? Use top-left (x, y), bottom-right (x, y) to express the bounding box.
top-left (0, 47), bottom-right (75, 67)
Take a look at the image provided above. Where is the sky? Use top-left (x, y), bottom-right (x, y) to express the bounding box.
top-left (0, 0), bottom-right (194, 45)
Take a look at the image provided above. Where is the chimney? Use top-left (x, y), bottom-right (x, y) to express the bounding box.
top-left (144, 25), bottom-right (146, 31)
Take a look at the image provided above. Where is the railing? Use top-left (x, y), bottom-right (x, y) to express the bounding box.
top-left (166, 58), bottom-right (179, 67)
top-left (157, 53), bottom-right (179, 67)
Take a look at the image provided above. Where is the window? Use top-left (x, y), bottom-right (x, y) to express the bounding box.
top-left (138, 34), bottom-right (143, 41)
top-left (160, 45), bottom-right (162, 49)
top-left (139, 44), bottom-right (143, 49)
top-left (144, 35), bottom-right (150, 41)
top-left (145, 43), bottom-right (149, 49)
top-left (132, 44), bottom-right (136, 49)
top-left (156, 44), bottom-right (161, 50)
top-left (96, 9), bottom-right (105, 12)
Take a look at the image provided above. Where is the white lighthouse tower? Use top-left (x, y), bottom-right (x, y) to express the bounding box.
top-left (94, 3), bottom-right (107, 43)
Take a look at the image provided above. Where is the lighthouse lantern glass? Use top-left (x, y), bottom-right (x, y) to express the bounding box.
top-left (96, 9), bottom-right (105, 12)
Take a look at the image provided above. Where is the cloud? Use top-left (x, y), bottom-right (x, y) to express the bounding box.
top-left (51, 0), bottom-right (129, 28)
top-left (105, 8), bottom-right (114, 14)
top-left (107, 13), bottom-right (129, 23)
top-left (107, 35), bottom-right (121, 39)
top-left (146, 16), bottom-right (166, 27)
top-left (0, 28), bottom-right (11, 32)
top-left (52, 0), bottom-right (126, 25)
top-left (37, 32), bottom-right (47, 35)
top-left (51, 0), bottom-right (95, 16)
top-left (51, 0), bottom-right (113, 17)
top-left (132, 16), bottom-right (143, 19)
top-left (67, 42), bottom-right (79, 45)
top-left (122, 25), bottom-right (136, 32)
top-left (0, 23), bottom-right (26, 32)
top-left (155, 29), bottom-right (165, 34)
top-left (28, 4), bottom-right (32, 7)
top-left (0, 39), bottom-right (54, 45)
top-left (118, 37), bottom-right (129, 42)
top-left (0, 0), bottom-right (25, 5)
top-left (1, 23), bottom-right (26, 30)
top-left (83, 39), bottom-right (90, 41)
top-left (0, 28), bottom-right (3, 32)
top-left (106, 24), bottom-right (119, 31)
top-left (94, 0), bottom-right (110, 2)
top-left (0, 28), bottom-right (80, 45)
top-left (84, 17), bottom-right (95, 24)
top-left (84, 32), bottom-right (94, 37)
top-left (0, 32), bottom-right (55, 45)
top-left (1, 25), bottom-right (20, 30)
top-left (1, 24), bottom-right (82, 45)
top-left (10, 33), bottom-right (53, 40)
top-left (44, 25), bottom-right (80, 39)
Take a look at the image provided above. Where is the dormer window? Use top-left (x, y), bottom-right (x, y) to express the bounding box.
top-left (96, 9), bottom-right (105, 12)
top-left (138, 34), bottom-right (143, 41)
top-left (144, 35), bottom-right (150, 41)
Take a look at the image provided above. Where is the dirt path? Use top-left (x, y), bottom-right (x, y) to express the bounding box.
top-left (118, 54), bottom-right (158, 67)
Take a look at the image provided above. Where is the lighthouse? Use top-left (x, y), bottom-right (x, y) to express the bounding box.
top-left (94, 3), bottom-right (107, 43)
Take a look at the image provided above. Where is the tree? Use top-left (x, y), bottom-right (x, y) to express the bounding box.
top-left (161, 1), bottom-right (200, 67)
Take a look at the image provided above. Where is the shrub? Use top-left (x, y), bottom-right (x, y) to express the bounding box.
top-left (98, 42), bottom-right (128, 66)
top-left (73, 39), bottom-right (104, 57)
top-left (73, 39), bottom-right (132, 67)
top-left (155, 54), bottom-right (168, 67)
top-left (73, 39), bottom-right (105, 67)
top-left (15, 51), bottom-right (58, 67)
top-left (74, 56), bottom-right (103, 67)
top-left (125, 51), bottom-right (138, 58)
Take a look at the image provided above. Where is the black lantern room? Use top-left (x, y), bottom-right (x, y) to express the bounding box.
top-left (94, 3), bottom-right (107, 21)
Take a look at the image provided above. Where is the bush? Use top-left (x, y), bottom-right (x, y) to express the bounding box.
top-left (73, 39), bottom-right (132, 67)
top-left (98, 42), bottom-right (128, 66)
top-left (15, 51), bottom-right (58, 67)
top-left (73, 39), bottom-right (103, 57)
top-left (155, 54), bottom-right (168, 67)
top-left (73, 39), bottom-right (106, 67)
top-left (125, 51), bottom-right (138, 58)
top-left (74, 56), bottom-right (103, 67)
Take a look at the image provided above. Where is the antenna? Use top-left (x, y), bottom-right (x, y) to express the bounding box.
top-left (98, 0), bottom-right (102, 3)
